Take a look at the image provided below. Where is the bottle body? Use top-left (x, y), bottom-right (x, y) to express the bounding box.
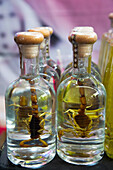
top-left (6, 76), bottom-right (56, 168)
top-left (57, 74), bottom-right (106, 165)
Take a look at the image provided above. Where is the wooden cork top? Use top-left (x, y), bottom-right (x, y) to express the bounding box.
top-left (14, 32), bottom-right (44, 45)
top-left (28, 27), bottom-right (50, 38)
top-left (68, 31), bottom-right (97, 44)
top-left (109, 13), bottom-right (113, 19)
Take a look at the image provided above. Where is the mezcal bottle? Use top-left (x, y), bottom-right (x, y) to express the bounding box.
top-left (60, 28), bottom-right (101, 83)
top-left (28, 27), bottom-right (59, 93)
top-left (57, 30), bottom-right (106, 165)
top-left (5, 32), bottom-right (56, 168)
top-left (64, 27), bottom-right (100, 74)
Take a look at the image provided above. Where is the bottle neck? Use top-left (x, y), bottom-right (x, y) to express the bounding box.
top-left (72, 43), bottom-right (92, 75)
top-left (19, 45), bottom-right (40, 78)
top-left (46, 37), bottom-right (50, 60)
top-left (39, 39), bottom-right (47, 66)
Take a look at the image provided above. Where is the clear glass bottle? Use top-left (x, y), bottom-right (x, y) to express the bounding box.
top-left (28, 28), bottom-right (59, 93)
top-left (5, 32), bottom-right (56, 168)
top-left (98, 13), bottom-right (113, 76)
top-left (57, 30), bottom-right (106, 165)
top-left (60, 28), bottom-right (101, 83)
top-left (64, 27), bottom-right (100, 75)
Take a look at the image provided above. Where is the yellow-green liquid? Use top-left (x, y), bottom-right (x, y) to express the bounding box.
top-left (57, 76), bottom-right (106, 165)
top-left (104, 45), bottom-right (113, 158)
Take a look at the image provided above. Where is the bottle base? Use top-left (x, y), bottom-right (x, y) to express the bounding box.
top-left (57, 140), bottom-right (104, 166)
top-left (7, 144), bottom-right (56, 169)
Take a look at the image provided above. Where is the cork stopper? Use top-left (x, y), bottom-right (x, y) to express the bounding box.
top-left (109, 13), bottom-right (113, 20)
top-left (28, 27), bottom-right (50, 38)
top-left (20, 45), bottom-right (39, 59)
top-left (68, 31), bottom-right (97, 44)
top-left (14, 32), bottom-right (44, 45)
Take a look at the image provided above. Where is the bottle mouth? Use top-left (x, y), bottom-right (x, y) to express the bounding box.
top-left (19, 45), bottom-right (39, 59)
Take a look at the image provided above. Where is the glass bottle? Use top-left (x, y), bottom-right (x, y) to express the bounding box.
top-left (98, 13), bottom-right (113, 76)
top-left (60, 28), bottom-right (101, 83)
top-left (104, 43), bottom-right (113, 159)
top-left (57, 30), bottom-right (106, 165)
top-left (5, 32), bottom-right (56, 168)
top-left (64, 27), bottom-right (100, 74)
top-left (28, 27), bottom-right (59, 93)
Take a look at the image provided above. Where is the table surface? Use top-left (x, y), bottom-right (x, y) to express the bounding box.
top-left (0, 142), bottom-right (113, 170)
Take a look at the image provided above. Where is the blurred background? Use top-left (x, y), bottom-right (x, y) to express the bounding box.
top-left (0, 0), bottom-right (113, 135)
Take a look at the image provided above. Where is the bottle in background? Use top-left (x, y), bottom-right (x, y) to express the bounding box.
top-left (104, 43), bottom-right (113, 159)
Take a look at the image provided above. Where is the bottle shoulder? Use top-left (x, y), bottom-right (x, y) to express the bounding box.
top-left (58, 75), bottom-right (106, 96)
top-left (5, 76), bottom-right (53, 98)
top-left (60, 66), bottom-right (101, 82)
top-left (57, 76), bottom-right (106, 111)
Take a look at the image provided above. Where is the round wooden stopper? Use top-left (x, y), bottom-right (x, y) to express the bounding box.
top-left (28, 27), bottom-right (50, 38)
top-left (14, 32), bottom-right (44, 45)
top-left (68, 31), bottom-right (97, 44)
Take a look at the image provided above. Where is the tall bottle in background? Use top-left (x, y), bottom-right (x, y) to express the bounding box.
top-left (104, 43), bottom-right (113, 159)
top-left (57, 29), bottom-right (106, 165)
top-left (98, 13), bottom-right (113, 80)
top-left (5, 32), bottom-right (56, 168)
top-left (60, 27), bottom-right (101, 83)
top-left (28, 27), bottom-right (59, 93)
